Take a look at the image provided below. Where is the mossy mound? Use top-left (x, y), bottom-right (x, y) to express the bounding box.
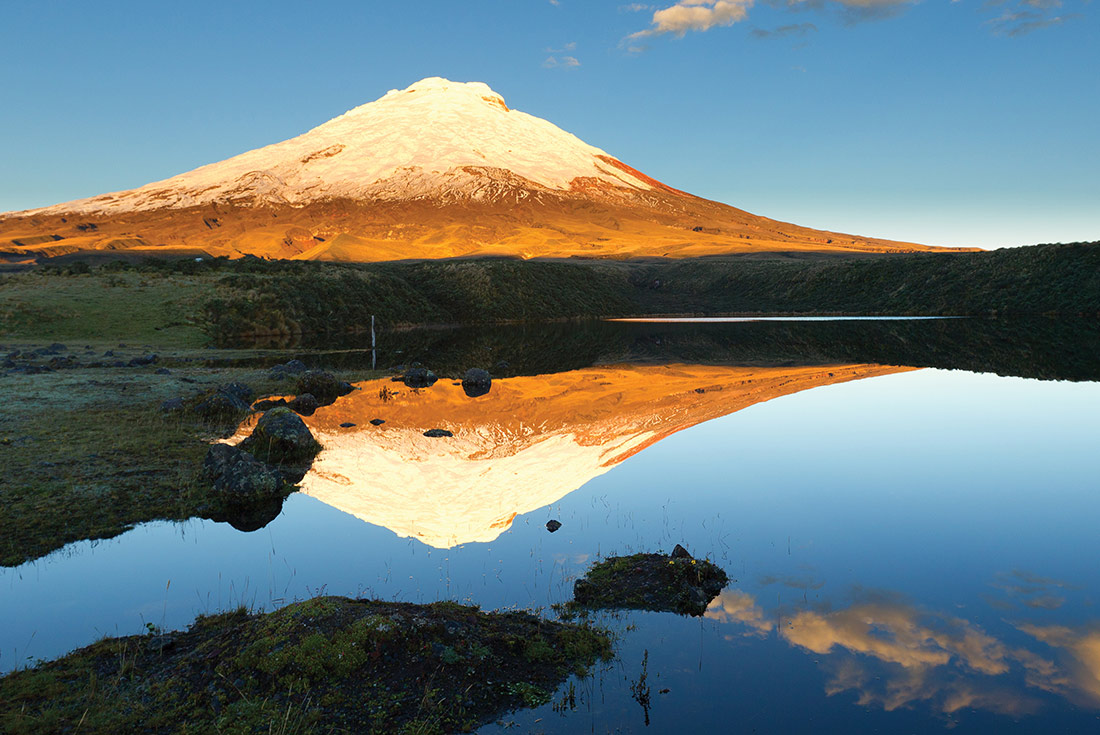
top-left (572, 549), bottom-right (730, 616)
top-left (0, 596), bottom-right (612, 734)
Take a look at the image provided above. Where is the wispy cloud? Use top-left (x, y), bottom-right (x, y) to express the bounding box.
top-left (628, 0), bottom-right (1076, 41)
top-left (987, 8), bottom-right (1073, 35)
top-left (750, 21), bottom-right (817, 39)
top-left (543, 55), bottom-right (582, 69)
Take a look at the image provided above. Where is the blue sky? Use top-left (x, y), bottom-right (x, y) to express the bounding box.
top-left (1, 0), bottom-right (1096, 248)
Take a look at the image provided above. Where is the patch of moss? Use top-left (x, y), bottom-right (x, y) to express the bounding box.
top-left (571, 551), bottom-right (730, 616)
top-left (0, 596), bottom-right (614, 734)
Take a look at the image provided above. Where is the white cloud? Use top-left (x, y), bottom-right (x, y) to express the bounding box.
top-left (629, 0), bottom-right (755, 38)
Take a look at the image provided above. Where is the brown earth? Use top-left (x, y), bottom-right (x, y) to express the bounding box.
top-left (0, 180), bottom-right (972, 263)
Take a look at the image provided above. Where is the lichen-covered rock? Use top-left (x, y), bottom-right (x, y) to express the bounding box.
top-left (295, 370), bottom-right (353, 404)
top-left (462, 368), bottom-right (492, 398)
top-left (203, 444), bottom-right (286, 500)
top-left (239, 407), bottom-right (321, 464)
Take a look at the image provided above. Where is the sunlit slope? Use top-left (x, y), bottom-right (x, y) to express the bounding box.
top-left (0, 78), bottom-right (964, 261)
top-left (257, 363), bottom-right (914, 547)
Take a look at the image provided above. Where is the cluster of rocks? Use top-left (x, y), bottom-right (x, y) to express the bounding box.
top-left (388, 364), bottom-right (493, 399)
top-left (201, 406), bottom-right (323, 531)
top-left (253, 367), bottom-right (355, 417)
top-left (189, 361), bottom-right (361, 531)
top-left (163, 381), bottom-right (255, 421)
top-left (2, 343), bottom-right (161, 375)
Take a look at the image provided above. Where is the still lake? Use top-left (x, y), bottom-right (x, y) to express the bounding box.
top-left (3, 318), bottom-right (1100, 733)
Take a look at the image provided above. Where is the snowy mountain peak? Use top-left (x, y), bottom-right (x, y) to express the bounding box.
top-left (20, 77), bottom-right (652, 216)
top-left (379, 77), bottom-right (509, 111)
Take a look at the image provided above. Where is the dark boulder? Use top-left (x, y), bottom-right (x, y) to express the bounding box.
top-left (461, 368), bottom-right (492, 398)
top-left (402, 367), bottom-right (438, 389)
top-left (238, 407), bottom-right (321, 464)
top-left (269, 359), bottom-right (308, 380)
top-left (671, 544), bottom-right (692, 559)
top-left (155, 367), bottom-right (171, 375)
top-left (203, 444), bottom-right (286, 500)
top-left (370, 418), bottom-right (386, 426)
top-left (252, 398), bottom-right (288, 412)
top-left (193, 389), bottom-right (250, 421)
top-left (339, 422), bottom-right (356, 428)
top-left (295, 370), bottom-right (352, 404)
top-left (220, 382), bottom-right (255, 404)
top-left (128, 354), bottom-right (159, 367)
top-left (423, 428), bottom-right (453, 438)
top-left (286, 393), bottom-right (320, 416)
top-left (546, 520), bottom-right (562, 533)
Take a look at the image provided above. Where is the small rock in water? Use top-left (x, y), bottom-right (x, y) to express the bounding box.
top-left (370, 418), bottom-right (386, 426)
top-left (671, 544), bottom-right (692, 559)
top-left (423, 428), bottom-right (453, 438)
top-left (461, 368), bottom-right (492, 398)
top-left (403, 367), bottom-right (438, 389)
top-left (546, 520), bottom-right (562, 533)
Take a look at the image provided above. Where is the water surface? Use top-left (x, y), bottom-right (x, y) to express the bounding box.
top-left (3, 318), bottom-right (1099, 733)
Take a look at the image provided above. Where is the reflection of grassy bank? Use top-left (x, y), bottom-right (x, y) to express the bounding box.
top-left (2, 242), bottom-right (1096, 348)
top-left (0, 596), bottom-right (612, 734)
top-left (0, 350), bottom-right (375, 567)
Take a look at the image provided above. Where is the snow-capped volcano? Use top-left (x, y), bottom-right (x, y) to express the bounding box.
top-left (1, 77), bottom-right (953, 261)
top-left (28, 77), bottom-right (653, 214)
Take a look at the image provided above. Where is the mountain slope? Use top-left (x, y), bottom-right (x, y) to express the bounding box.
top-left (0, 77), bottom-right (962, 262)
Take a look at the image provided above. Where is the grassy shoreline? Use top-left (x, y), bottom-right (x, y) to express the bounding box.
top-left (0, 596), bottom-right (613, 734)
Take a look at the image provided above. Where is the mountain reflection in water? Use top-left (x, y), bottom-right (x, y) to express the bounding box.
top-left (237, 364), bottom-right (910, 548)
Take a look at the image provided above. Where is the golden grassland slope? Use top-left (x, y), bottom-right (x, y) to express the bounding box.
top-left (0, 190), bottom-right (952, 263)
